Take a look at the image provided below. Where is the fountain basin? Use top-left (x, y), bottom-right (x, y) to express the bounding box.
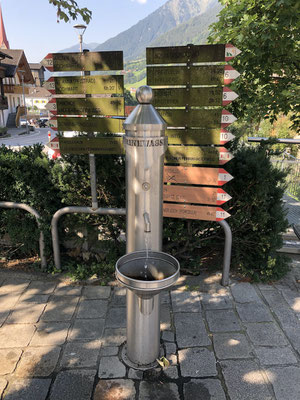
top-left (115, 250), bottom-right (180, 296)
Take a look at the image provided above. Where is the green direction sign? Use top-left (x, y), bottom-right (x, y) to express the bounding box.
top-left (54, 98), bottom-right (124, 116)
top-left (59, 137), bottom-right (124, 155)
top-left (42, 51), bottom-right (123, 72)
top-left (50, 117), bottom-right (124, 133)
top-left (147, 65), bottom-right (225, 86)
top-left (166, 129), bottom-right (223, 145)
top-left (158, 109), bottom-right (222, 128)
top-left (147, 44), bottom-right (226, 64)
top-left (153, 87), bottom-right (223, 107)
top-left (46, 75), bottom-right (124, 95)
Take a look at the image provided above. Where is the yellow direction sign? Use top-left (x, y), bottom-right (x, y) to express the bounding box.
top-left (158, 109), bottom-right (236, 128)
top-left (44, 75), bottom-right (124, 95)
top-left (153, 87), bottom-right (238, 108)
top-left (47, 117), bottom-right (124, 133)
top-left (41, 51), bottom-right (123, 72)
top-left (46, 98), bottom-right (124, 117)
top-left (147, 44), bottom-right (241, 64)
top-left (147, 65), bottom-right (226, 86)
top-left (58, 137), bottom-right (124, 155)
top-left (166, 128), bottom-right (235, 145)
top-left (165, 146), bottom-right (233, 166)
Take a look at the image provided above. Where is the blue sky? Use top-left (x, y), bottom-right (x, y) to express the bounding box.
top-left (1, 0), bottom-right (167, 63)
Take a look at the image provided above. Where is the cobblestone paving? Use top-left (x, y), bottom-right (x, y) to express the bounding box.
top-left (0, 269), bottom-right (299, 400)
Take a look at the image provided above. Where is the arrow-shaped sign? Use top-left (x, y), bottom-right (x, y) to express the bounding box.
top-left (221, 110), bottom-right (237, 128)
top-left (158, 109), bottom-right (237, 129)
top-left (44, 75), bottom-right (124, 95)
top-left (224, 65), bottom-right (241, 85)
top-left (164, 166), bottom-right (233, 186)
top-left (153, 86), bottom-right (238, 108)
top-left (45, 97), bottom-right (124, 117)
top-left (166, 128), bottom-right (235, 145)
top-left (163, 186), bottom-right (231, 205)
top-left (47, 116), bottom-right (124, 133)
top-left (148, 65), bottom-right (240, 87)
top-left (165, 146), bottom-right (234, 166)
top-left (147, 43), bottom-right (241, 64)
top-left (225, 43), bottom-right (242, 61)
top-left (163, 204), bottom-right (230, 221)
top-left (41, 51), bottom-right (123, 72)
top-left (222, 87), bottom-right (239, 105)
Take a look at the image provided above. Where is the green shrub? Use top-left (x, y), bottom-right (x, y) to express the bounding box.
top-left (163, 140), bottom-right (290, 281)
top-left (225, 141), bottom-right (290, 281)
top-left (0, 139), bottom-right (290, 282)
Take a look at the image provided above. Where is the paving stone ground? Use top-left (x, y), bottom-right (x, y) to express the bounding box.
top-left (0, 267), bottom-right (299, 400)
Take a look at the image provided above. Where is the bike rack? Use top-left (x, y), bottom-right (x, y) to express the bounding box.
top-left (0, 201), bottom-right (47, 269)
top-left (51, 206), bottom-right (126, 270)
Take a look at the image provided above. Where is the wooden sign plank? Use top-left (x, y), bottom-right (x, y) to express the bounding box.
top-left (147, 65), bottom-right (239, 86)
top-left (163, 186), bottom-right (231, 205)
top-left (47, 117), bottom-right (124, 133)
top-left (163, 203), bottom-right (230, 221)
top-left (153, 87), bottom-right (238, 108)
top-left (165, 146), bottom-right (233, 166)
top-left (158, 109), bottom-right (236, 128)
top-left (46, 98), bottom-right (124, 117)
top-left (164, 166), bottom-right (233, 186)
top-left (59, 137), bottom-right (124, 155)
top-left (147, 44), bottom-right (241, 64)
top-left (166, 129), bottom-right (235, 145)
top-left (41, 51), bottom-right (123, 72)
top-left (44, 75), bottom-right (124, 95)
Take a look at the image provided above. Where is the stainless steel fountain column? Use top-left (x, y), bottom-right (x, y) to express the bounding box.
top-left (124, 85), bottom-right (167, 253)
top-left (120, 85), bottom-right (170, 366)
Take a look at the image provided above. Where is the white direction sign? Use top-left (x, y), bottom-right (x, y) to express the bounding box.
top-left (218, 168), bottom-right (234, 185)
top-left (221, 110), bottom-right (237, 128)
top-left (223, 87), bottom-right (239, 106)
top-left (220, 129), bottom-right (235, 144)
top-left (225, 44), bottom-right (242, 61)
top-left (224, 65), bottom-right (240, 85)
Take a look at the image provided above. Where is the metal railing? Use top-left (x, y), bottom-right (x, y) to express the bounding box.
top-left (272, 153), bottom-right (300, 200)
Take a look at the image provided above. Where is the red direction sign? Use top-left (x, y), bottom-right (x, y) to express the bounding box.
top-left (224, 65), bottom-right (240, 85)
top-left (221, 110), bottom-right (237, 128)
top-left (222, 87), bottom-right (239, 106)
top-left (163, 186), bottom-right (231, 205)
top-left (225, 44), bottom-right (242, 61)
top-left (163, 204), bottom-right (230, 221)
top-left (164, 166), bottom-right (233, 186)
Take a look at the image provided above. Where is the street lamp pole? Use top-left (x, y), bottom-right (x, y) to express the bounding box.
top-left (73, 23), bottom-right (86, 52)
top-left (73, 24), bottom-right (98, 210)
top-left (18, 69), bottom-right (29, 135)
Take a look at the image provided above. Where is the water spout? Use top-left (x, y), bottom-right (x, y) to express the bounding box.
top-left (143, 212), bottom-right (151, 233)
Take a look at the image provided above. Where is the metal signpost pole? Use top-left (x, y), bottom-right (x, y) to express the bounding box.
top-left (74, 24), bottom-right (98, 209)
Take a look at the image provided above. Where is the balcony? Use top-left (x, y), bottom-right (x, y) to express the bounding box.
top-left (3, 84), bottom-right (29, 95)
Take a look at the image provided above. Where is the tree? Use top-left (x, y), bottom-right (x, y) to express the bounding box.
top-left (209, 0), bottom-right (300, 132)
top-left (48, 0), bottom-right (92, 24)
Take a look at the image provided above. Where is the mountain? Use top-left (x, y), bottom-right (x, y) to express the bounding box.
top-left (123, 1), bottom-right (222, 89)
top-left (94, 0), bottom-right (219, 60)
top-left (148, 1), bottom-right (222, 48)
top-left (59, 42), bottom-right (99, 53)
